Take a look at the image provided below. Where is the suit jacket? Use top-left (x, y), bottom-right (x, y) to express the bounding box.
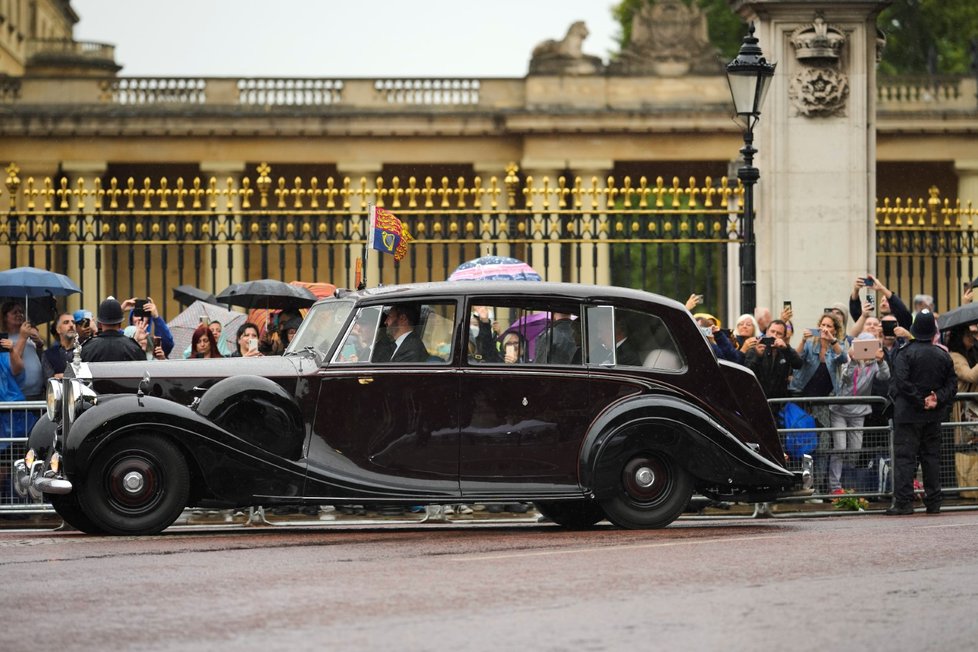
top-left (389, 331), bottom-right (429, 363)
top-left (615, 338), bottom-right (642, 366)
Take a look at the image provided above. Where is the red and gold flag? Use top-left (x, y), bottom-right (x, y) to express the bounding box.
top-left (371, 207), bottom-right (412, 262)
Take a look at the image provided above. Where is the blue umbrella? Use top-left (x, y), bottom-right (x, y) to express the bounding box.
top-left (448, 256), bottom-right (542, 282)
top-left (0, 266), bottom-right (81, 321)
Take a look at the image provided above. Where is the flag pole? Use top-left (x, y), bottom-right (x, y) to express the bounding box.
top-left (359, 203), bottom-right (375, 290)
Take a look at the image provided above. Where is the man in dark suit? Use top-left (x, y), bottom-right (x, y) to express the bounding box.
top-left (383, 303), bottom-right (429, 363)
top-left (614, 319), bottom-right (642, 366)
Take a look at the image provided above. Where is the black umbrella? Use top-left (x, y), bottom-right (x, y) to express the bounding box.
top-left (173, 284), bottom-right (219, 307)
top-left (0, 295), bottom-right (58, 324)
top-left (215, 279), bottom-right (317, 311)
top-left (937, 303), bottom-right (978, 332)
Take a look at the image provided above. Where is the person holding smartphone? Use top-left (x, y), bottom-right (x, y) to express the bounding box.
top-left (121, 296), bottom-right (175, 357)
top-left (746, 319), bottom-right (803, 401)
top-left (849, 275), bottom-right (913, 334)
top-left (1, 301), bottom-right (44, 400)
top-left (789, 312), bottom-right (848, 398)
top-left (230, 322), bottom-right (262, 358)
top-left (500, 331), bottom-right (527, 364)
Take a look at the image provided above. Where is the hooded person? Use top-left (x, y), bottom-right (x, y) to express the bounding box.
top-left (124, 297), bottom-right (175, 357)
top-left (827, 332), bottom-right (891, 493)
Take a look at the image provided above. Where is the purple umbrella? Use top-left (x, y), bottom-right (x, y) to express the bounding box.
top-left (499, 312), bottom-right (551, 361)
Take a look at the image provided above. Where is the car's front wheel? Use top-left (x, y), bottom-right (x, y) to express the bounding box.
top-left (597, 451), bottom-right (692, 529)
top-left (534, 500), bottom-right (606, 529)
top-left (78, 434), bottom-right (190, 536)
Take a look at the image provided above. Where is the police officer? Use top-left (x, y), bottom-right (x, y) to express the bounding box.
top-left (80, 297), bottom-right (146, 363)
top-left (886, 310), bottom-right (957, 515)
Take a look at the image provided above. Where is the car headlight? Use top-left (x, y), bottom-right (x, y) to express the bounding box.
top-left (46, 378), bottom-right (63, 422)
top-left (64, 379), bottom-right (98, 423)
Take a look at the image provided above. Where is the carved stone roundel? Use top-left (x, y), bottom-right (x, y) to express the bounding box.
top-left (788, 67), bottom-right (849, 117)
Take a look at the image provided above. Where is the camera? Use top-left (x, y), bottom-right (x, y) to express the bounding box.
top-left (864, 276), bottom-right (875, 287)
top-left (760, 336), bottom-right (775, 346)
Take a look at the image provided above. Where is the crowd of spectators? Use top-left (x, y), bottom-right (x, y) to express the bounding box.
top-left (689, 275), bottom-right (977, 499)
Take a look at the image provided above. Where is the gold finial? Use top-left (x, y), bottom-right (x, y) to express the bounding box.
top-left (274, 177), bottom-right (288, 209)
top-left (5, 163), bottom-right (21, 205)
top-left (927, 185), bottom-right (940, 225)
top-left (256, 162), bottom-right (272, 209)
top-left (504, 162), bottom-right (520, 206)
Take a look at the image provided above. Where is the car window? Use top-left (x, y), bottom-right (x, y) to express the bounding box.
top-left (332, 305), bottom-right (383, 364)
top-left (586, 305), bottom-right (684, 370)
top-left (335, 301), bottom-right (455, 364)
top-left (466, 300), bottom-right (583, 366)
top-left (287, 300), bottom-right (354, 356)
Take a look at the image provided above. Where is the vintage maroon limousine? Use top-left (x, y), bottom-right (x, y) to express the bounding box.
top-left (15, 281), bottom-right (806, 535)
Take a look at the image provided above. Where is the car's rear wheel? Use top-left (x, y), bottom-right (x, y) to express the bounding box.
top-left (79, 434), bottom-right (190, 536)
top-left (49, 492), bottom-right (104, 534)
top-left (597, 451), bottom-right (692, 529)
top-left (534, 500), bottom-right (606, 529)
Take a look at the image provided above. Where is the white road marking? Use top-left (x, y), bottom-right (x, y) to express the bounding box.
top-left (915, 522), bottom-right (978, 530)
top-left (454, 534), bottom-right (783, 562)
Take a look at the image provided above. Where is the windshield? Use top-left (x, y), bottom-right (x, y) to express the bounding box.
top-left (285, 300), bottom-right (354, 356)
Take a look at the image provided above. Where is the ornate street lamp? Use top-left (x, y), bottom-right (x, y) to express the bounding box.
top-left (726, 22), bottom-right (776, 315)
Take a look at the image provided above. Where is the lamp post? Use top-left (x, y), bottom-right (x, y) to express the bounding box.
top-left (726, 22), bottom-right (776, 316)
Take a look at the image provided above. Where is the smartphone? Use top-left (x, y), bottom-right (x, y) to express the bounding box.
top-left (864, 277), bottom-right (875, 287)
top-left (199, 315), bottom-right (210, 326)
top-left (0, 332), bottom-right (8, 352)
top-left (783, 300), bottom-right (791, 313)
top-left (133, 298), bottom-right (148, 319)
top-left (809, 328), bottom-right (821, 337)
top-left (152, 336), bottom-right (162, 349)
top-left (866, 294), bottom-right (876, 312)
top-left (699, 326), bottom-right (714, 337)
top-left (760, 336), bottom-right (775, 346)
top-left (248, 337), bottom-right (258, 353)
top-left (882, 320), bottom-right (897, 337)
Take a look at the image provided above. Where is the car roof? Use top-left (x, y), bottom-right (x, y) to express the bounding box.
top-left (326, 281), bottom-right (687, 313)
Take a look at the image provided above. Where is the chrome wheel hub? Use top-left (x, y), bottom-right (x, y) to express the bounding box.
top-left (635, 467), bottom-right (655, 488)
top-left (122, 471), bottom-right (145, 494)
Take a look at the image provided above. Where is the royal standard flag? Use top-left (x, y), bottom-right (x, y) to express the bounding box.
top-left (371, 206), bottom-right (412, 261)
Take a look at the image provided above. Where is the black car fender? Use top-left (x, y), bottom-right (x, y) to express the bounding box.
top-left (26, 414), bottom-right (57, 462)
top-left (64, 394), bottom-right (236, 479)
top-left (63, 380), bottom-right (306, 501)
top-left (580, 394), bottom-right (795, 497)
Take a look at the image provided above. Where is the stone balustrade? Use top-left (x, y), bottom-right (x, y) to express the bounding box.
top-left (3, 74), bottom-right (973, 113)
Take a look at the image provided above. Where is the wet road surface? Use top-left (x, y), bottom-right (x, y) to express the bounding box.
top-left (2, 510), bottom-right (977, 651)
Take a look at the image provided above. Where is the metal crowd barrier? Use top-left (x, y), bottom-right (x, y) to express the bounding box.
top-left (770, 393), bottom-right (978, 504)
top-left (4, 394), bottom-right (978, 520)
top-left (1, 400), bottom-right (50, 515)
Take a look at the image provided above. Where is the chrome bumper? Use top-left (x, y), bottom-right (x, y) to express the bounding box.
top-left (13, 458), bottom-right (73, 499)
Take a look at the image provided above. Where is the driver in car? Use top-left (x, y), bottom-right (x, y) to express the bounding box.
top-left (378, 304), bottom-right (428, 363)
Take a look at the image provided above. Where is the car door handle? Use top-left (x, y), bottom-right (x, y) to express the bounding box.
top-left (358, 377), bottom-right (374, 385)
